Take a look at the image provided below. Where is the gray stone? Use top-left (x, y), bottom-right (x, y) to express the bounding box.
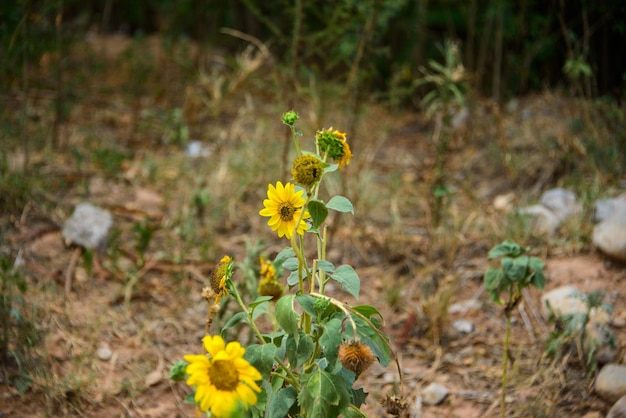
top-left (593, 204), bottom-right (626, 262)
top-left (97, 346), bottom-right (112, 361)
top-left (518, 204), bottom-right (561, 236)
top-left (62, 203), bottom-right (113, 251)
top-left (595, 364), bottom-right (626, 403)
top-left (541, 285), bottom-right (612, 345)
top-left (421, 382), bottom-right (448, 406)
top-left (452, 320), bottom-right (474, 334)
top-left (540, 188), bottom-right (581, 221)
top-left (608, 395), bottom-right (626, 418)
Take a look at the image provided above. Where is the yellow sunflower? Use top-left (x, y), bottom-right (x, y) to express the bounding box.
top-left (259, 181), bottom-right (310, 239)
top-left (184, 335), bottom-right (262, 417)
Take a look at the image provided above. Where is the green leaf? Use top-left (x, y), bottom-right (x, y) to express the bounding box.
top-left (352, 304), bottom-right (384, 328)
top-left (275, 295), bottom-right (299, 340)
top-left (282, 257), bottom-right (299, 271)
top-left (221, 311), bottom-right (248, 334)
top-left (503, 256), bottom-right (529, 282)
top-left (287, 270), bottom-right (300, 287)
top-left (330, 265), bottom-right (360, 300)
top-left (349, 387), bottom-right (368, 409)
top-left (169, 360), bottom-right (188, 382)
top-left (488, 240), bottom-right (522, 259)
top-left (296, 294), bottom-right (318, 317)
top-left (266, 386), bottom-right (298, 418)
top-left (320, 318), bottom-right (343, 368)
top-left (483, 268), bottom-right (503, 291)
top-left (250, 296), bottom-right (274, 309)
top-left (286, 333), bottom-right (315, 368)
top-left (528, 257), bottom-right (546, 290)
top-left (317, 260), bottom-right (335, 273)
top-left (326, 196), bottom-right (354, 214)
top-left (245, 343), bottom-right (277, 379)
top-left (308, 199), bottom-right (329, 228)
top-left (323, 163), bottom-right (338, 174)
top-left (299, 369), bottom-right (350, 417)
top-left (275, 246), bottom-right (296, 263)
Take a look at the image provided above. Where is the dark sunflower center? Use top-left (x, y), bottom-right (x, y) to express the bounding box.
top-left (208, 359), bottom-right (239, 391)
top-left (279, 203), bottom-right (295, 221)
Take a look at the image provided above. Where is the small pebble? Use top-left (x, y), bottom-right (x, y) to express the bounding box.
top-left (452, 320), bottom-right (474, 334)
top-left (421, 382), bottom-right (448, 406)
top-left (97, 347), bottom-right (112, 361)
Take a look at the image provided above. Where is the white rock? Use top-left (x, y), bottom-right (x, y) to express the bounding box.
top-left (493, 193), bottom-right (516, 212)
top-left (540, 188), bottom-right (581, 221)
top-left (518, 204), bottom-right (561, 235)
top-left (593, 205), bottom-right (626, 262)
top-left (608, 394), bottom-right (626, 418)
top-left (595, 364), bottom-right (626, 403)
top-left (421, 383), bottom-right (448, 406)
top-left (452, 320), bottom-right (474, 334)
top-left (97, 347), bottom-right (112, 361)
top-left (62, 203), bottom-right (113, 251)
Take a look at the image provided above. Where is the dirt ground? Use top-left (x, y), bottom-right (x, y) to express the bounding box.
top-left (1, 35), bottom-right (625, 418)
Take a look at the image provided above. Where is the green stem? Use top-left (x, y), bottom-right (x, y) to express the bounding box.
top-left (229, 280), bottom-right (266, 345)
top-left (501, 312), bottom-right (511, 418)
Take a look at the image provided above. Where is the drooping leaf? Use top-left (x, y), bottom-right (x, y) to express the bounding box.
top-left (326, 196), bottom-right (354, 214)
top-left (320, 317), bottom-right (343, 368)
top-left (282, 257), bottom-right (299, 271)
top-left (221, 312), bottom-right (248, 334)
top-left (275, 246), bottom-right (296, 263)
top-left (286, 333), bottom-right (315, 368)
top-left (308, 199), bottom-right (329, 228)
top-left (275, 295), bottom-right (299, 340)
top-left (330, 264), bottom-right (360, 300)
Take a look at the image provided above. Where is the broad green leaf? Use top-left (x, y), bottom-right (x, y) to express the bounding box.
top-left (483, 268), bottom-right (503, 291)
top-left (324, 163), bottom-right (338, 174)
top-left (317, 260), bottom-right (335, 273)
top-left (343, 406), bottom-right (367, 418)
top-left (308, 199), bottom-right (329, 228)
top-left (221, 311), bottom-right (248, 334)
top-left (350, 387), bottom-right (368, 409)
top-left (266, 386), bottom-right (298, 418)
top-left (282, 257), bottom-right (299, 271)
top-left (296, 294), bottom-right (318, 317)
top-left (286, 333), bottom-right (315, 368)
top-left (326, 196), bottom-right (354, 214)
top-left (250, 296), bottom-right (274, 309)
top-left (488, 240), bottom-right (522, 259)
top-left (287, 270), bottom-right (300, 287)
top-left (299, 369), bottom-right (350, 417)
top-left (275, 246), bottom-right (296, 263)
top-left (503, 256), bottom-right (529, 282)
top-left (352, 304), bottom-right (384, 328)
top-left (330, 264), bottom-right (360, 300)
top-left (275, 295), bottom-right (299, 339)
top-left (245, 343), bottom-right (277, 379)
top-left (320, 318), bottom-right (343, 368)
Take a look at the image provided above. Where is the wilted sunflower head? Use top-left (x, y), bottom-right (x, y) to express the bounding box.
top-left (315, 127), bottom-right (352, 168)
top-left (258, 278), bottom-right (284, 301)
top-left (338, 339), bottom-right (376, 376)
top-left (291, 154), bottom-right (323, 189)
top-left (211, 255), bottom-right (233, 304)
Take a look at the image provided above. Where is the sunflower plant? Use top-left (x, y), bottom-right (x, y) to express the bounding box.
top-left (171, 110), bottom-right (404, 417)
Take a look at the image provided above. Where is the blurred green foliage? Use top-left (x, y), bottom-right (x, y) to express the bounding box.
top-left (1, 0), bottom-right (625, 99)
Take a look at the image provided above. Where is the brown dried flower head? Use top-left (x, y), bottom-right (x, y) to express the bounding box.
top-left (338, 339), bottom-right (376, 376)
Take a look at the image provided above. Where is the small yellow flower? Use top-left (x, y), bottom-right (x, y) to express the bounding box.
top-left (338, 339), bottom-right (376, 376)
top-left (211, 255), bottom-right (232, 305)
top-left (316, 127), bottom-right (353, 168)
top-left (259, 181), bottom-right (310, 239)
top-left (184, 335), bottom-right (262, 417)
top-left (259, 256), bottom-right (276, 280)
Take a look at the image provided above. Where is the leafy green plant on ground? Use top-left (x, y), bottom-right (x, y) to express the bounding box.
top-left (545, 290), bottom-right (615, 376)
top-left (484, 240), bottom-right (546, 418)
